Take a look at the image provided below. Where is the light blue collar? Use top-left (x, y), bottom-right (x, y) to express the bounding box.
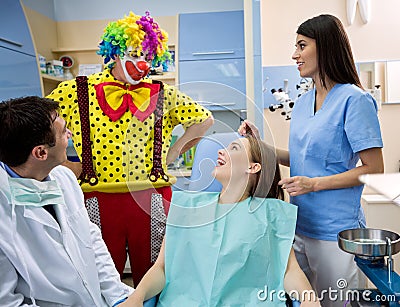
top-left (8, 177), bottom-right (65, 207)
top-left (1, 162), bottom-right (51, 181)
top-left (2, 162), bottom-right (20, 178)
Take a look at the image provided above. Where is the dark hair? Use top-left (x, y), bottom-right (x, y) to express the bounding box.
top-left (0, 96), bottom-right (59, 166)
top-left (247, 136), bottom-right (284, 200)
top-left (297, 14), bottom-right (362, 89)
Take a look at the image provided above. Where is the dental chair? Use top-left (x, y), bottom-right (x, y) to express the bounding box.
top-left (143, 297), bottom-right (157, 306)
top-left (188, 132), bottom-right (240, 192)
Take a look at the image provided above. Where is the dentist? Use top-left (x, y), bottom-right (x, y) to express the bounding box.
top-left (0, 96), bottom-right (134, 306)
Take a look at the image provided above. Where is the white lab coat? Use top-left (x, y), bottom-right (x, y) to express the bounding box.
top-left (0, 165), bottom-right (134, 306)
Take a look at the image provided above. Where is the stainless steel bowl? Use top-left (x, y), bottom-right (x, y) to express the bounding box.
top-left (338, 228), bottom-right (400, 258)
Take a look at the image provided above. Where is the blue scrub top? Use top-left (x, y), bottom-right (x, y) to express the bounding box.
top-left (289, 83), bottom-right (383, 241)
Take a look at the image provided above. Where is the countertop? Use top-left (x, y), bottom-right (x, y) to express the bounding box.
top-left (167, 166), bottom-right (192, 177)
top-left (361, 194), bottom-right (393, 204)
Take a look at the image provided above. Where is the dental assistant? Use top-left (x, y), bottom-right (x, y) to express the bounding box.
top-left (0, 96), bottom-right (133, 306)
top-left (47, 11), bottom-right (213, 286)
top-left (240, 14), bottom-right (384, 307)
top-left (288, 15), bottom-right (383, 305)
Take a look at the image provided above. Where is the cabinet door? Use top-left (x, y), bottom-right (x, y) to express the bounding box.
top-left (179, 58), bottom-right (246, 110)
top-left (0, 0), bottom-right (36, 56)
top-left (179, 11), bottom-right (244, 61)
top-left (0, 46), bottom-right (42, 101)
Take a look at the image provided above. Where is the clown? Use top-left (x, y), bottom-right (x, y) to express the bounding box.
top-left (47, 11), bottom-right (213, 286)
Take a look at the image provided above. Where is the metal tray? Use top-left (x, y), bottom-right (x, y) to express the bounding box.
top-left (338, 228), bottom-right (400, 258)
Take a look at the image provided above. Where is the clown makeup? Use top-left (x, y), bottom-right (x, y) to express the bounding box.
top-left (120, 47), bottom-right (151, 84)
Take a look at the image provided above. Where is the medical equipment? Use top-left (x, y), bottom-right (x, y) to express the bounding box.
top-left (368, 85), bottom-right (382, 109)
top-left (59, 55), bottom-right (74, 80)
top-left (269, 88), bottom-right (294, 120)
top-left (268, 79), bottom-right (312, 120)
top-left (296, 78), bottom-right (313, 98)
top-left (338, 228), bottom-right (400, 306)
top-left (337, 172), bottom-right (400, 306)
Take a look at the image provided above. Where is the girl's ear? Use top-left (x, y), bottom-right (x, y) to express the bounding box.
top-left (246, 162), bottom-right (261, 174)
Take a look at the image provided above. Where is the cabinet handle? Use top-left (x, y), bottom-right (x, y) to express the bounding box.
top-left (0, 37), bottom-right (23, 48)
top-left (199, 102), bottom-right (236, 106)
top-left (192, 51), bottom-right (235, 56)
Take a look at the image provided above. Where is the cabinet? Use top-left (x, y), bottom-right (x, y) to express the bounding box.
top-left (179, 11), bottom-right (245, 61)
top-left (149, 71), bottom-right (176, 86)
top-left (0, 0), bottom-right (36, 56)
top-left (41, 75), bottom-right (65, 96)
top-left (179, 58), bottom-right (246, 110)
top-left (0, 0), bottom-right (41, 101)
top-left (178, 11), bottom-right (246, 111)
top-left (0, 47), bottom-right (42, 100)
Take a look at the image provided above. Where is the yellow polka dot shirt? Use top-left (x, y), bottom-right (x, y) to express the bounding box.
top-left (47, 69), bottom-right (211, 193)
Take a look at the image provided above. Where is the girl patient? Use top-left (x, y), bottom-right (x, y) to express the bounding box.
top-left (127, 133), bottom-right (320, 306)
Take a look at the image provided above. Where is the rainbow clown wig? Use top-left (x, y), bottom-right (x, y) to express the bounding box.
top-left (97, 11), bottom-right (170, 67)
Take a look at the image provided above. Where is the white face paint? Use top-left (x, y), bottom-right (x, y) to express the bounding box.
top-left (120, 47), bottom-right (151, 85)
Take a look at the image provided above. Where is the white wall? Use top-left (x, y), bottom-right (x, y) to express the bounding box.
top-left (261, 0), bottom-right (400, 66)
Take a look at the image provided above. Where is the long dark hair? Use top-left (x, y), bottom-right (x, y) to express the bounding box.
top-left (0, 96), bottom-right (59, 166)
top-left (247, 136), bottom-right (284, 200)
top-left (297, 14), bottom-right (362, 89)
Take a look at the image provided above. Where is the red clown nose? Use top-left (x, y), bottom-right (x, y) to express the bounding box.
top-left (137, 61), bottom-right (150, 71)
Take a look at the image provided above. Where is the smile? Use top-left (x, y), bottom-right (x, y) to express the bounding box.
top-left (217, 158), bottom-right (226, 166)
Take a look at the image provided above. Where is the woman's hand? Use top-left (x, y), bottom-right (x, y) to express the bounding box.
top-left (279, 176), bottom-right (317, 196)
top-left (166, 145), bottom-right (180, 166)
top-left (237, 120), bottom-right (261, 139)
